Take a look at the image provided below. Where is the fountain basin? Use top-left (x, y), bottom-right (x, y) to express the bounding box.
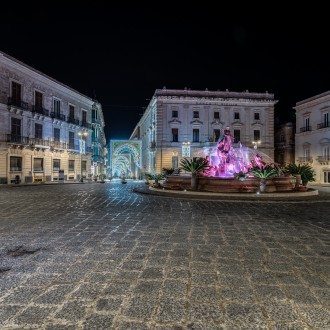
top-left (165, 175), bottom-right (296, 193)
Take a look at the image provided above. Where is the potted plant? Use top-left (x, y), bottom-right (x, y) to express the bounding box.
top-left (284, 163), bottom-right (316, 188)
top-left (98, 173), bottom-right (106, 183)
top-left (251, 165), bottom-right (278, 192)
top-left (150, 173), bottom-right (165, 187)
top-left (180, 157), bottom-right (209, 190)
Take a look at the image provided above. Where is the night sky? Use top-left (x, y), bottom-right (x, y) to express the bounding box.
top-left (1, 5), bottom-right (329, 142)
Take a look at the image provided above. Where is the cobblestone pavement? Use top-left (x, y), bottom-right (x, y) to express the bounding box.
top-left (0, 181), bottom-right (329, 330)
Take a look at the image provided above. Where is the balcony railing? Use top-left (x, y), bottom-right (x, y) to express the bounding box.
top-left (317, 155), bottom-right (330, 164)
top-left (5, 134), bottom-right (29, 144)
top-left (50, 112), bottom-right (66, 121)
top-left (32, 105), bottom-right (50, 116)
top-left (300, 126), bottom-right (312, 133)
top-left (7, 97), bottom-right (29, 110)
top-left (50, 140), bottom-right (68, 149)
top-left (81, 121), bottom-right (91, 129)
top-left (317, 122), bottom-right (330, 129)
top-left (67, 116), bottom-right (80, 125)
top-left (297, 156), bottom-right (313, 163)
top-left (29, 138), bottom-right (51, 147)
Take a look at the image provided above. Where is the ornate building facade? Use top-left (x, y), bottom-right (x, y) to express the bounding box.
top-left (294, 90), bottom-right (330, 184)
top-left (0, 51), bottom-right (106, 184)
top-left (130, 88), bottom-right (277, 176)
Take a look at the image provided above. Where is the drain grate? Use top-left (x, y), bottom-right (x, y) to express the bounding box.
top-left (7, 246), bottom-right (40, 257)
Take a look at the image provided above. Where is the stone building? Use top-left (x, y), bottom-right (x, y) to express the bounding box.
top-left (294, 90), bottom-right (330, 184)
top-left (0, 51), bottom-right (106, 184)
top-left (274, 121), bottom-right (295, 166)
top-left (130, 87), bottom-right (277, 176)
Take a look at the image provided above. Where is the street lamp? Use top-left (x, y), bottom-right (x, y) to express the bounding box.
top-left (252, 140), bottom-right (261, 149)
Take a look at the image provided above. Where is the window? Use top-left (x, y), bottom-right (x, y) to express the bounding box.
top-left (305, 117), bottom-right (310, 131)
top-left (34, 158), bottom-right (44, 172)
top-left (10, 156), bottom-right (22, 171)
top-left (214, 111), bottom-right (220, 119)
top-left (69, 105), bottom-right (75, 119)
top-left (324, 171), bottom-right (330, 183)
top-left (53, 159), bottom-right (60, 171)
top-left (234, 129), bottom-right (240, 143)
top-left (35, 91), bottom-right (43, 109)
top-left (69, 160), bottom-right (75, 171)
top-left (213, 129), bottom-right (220, 142)
top-left (323, 112), bottom-right (329, 127)
top-left (193, 129), bottom-right (199, 142)
top-left (92, 109), bottom-right (98, 121)
top-left (172, 156), bottom-right (178, 168)
top-left (69, 131), bottom-right (75, 149)
top-left (323, 145), bottom-right (330, 161)
top-left (82, 110), bottom-right (87, 124)
top-left (254, 113), bottom-right (260, 120)
top-left (253, 130), bottom-right (260, 141)
top-left (54, 128), bottom-right (60, 142)
top-left (35, 123), bottom-right (43, 139)
top-left (11, 81), bottom-right (21, 102)
top-left (193, 111), bottom-right (199, 119)
top-left (234, 112), bottom-right (240, 120)
top-left (82, 160), bottom-right (87, 172)
top-left (304, 148), bottom-right (310, 160)
top-left (280, 134), bottom-right (285, 143)
top-left (172, 110), bottom-right (178, 118)
top-left (54, 99), bottom-right (60, 116)
top-left (11, 118), bottom-right (21, 136)
top-left (172, 128), bottom-right (178, 142)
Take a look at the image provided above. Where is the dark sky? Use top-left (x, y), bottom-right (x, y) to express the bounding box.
top-left (1, 4), bottom-right (329, 141)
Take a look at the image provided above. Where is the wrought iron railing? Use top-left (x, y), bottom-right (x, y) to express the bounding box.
top-left (32, 105), bottom-right (50, 116)
top-left (317, 122), bottom-right (330, 129)
top-left (50, 112), bottom-right (66, 121)
top-left (300, 126), bottom-right (312, 133)
top-left (7, 97), bottom-right (29, 110)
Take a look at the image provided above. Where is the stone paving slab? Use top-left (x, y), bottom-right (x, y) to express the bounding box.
top-left (0, 181), bottom-right (329, 329)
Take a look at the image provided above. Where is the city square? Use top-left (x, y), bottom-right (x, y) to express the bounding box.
top-left (0, 181), bottom-right (329, 329)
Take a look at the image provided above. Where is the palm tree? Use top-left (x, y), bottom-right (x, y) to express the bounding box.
top-left (180, 157), bottom-right (209, 190)
top-left (284, 163), bottom-right (315, 186)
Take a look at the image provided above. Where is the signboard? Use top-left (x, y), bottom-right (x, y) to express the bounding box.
top-left (79, 139), bottom-right (86, 154)
top-left (182, 145), bottom-right (191, 157)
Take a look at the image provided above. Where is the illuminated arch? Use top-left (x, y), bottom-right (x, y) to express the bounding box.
top-left (110, 140), bottom-right (142, 177)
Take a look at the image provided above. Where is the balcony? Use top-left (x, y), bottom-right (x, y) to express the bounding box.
top-left (81, 121), bottom-right (92, 129)
top-left (317, 155), bottom-right (330, 165)
top-left (50, 140), bottom-right (68, 150)
top-left (5, 134), bottom-right (29, 145)
top-left (7, 97), bottom-right (29, 110)
top-left (297, 156), bottom-right (313, 164)
top-left (317, 122), bottom-right (330, 129)
top-left (50, 112), bottom-right (66, 121)
top-left (300, 126), bottom-right (312, 133)
top-left (67, 116), bottom-right (80, 125)
top-left (32, 105), bottom-right (50, 116)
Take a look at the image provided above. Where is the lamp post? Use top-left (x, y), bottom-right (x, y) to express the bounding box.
top-left (252, 140), bottom-right (261, 149)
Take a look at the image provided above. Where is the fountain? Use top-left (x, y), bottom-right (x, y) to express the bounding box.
top-left (165, 127), bottom-right (295, 193)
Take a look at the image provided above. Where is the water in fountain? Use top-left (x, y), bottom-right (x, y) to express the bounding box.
top-left (198, 130), bottom-right (281, 178)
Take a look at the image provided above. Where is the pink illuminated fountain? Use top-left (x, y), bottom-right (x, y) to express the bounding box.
top-left (200, 126), bottom-right (276, 178)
